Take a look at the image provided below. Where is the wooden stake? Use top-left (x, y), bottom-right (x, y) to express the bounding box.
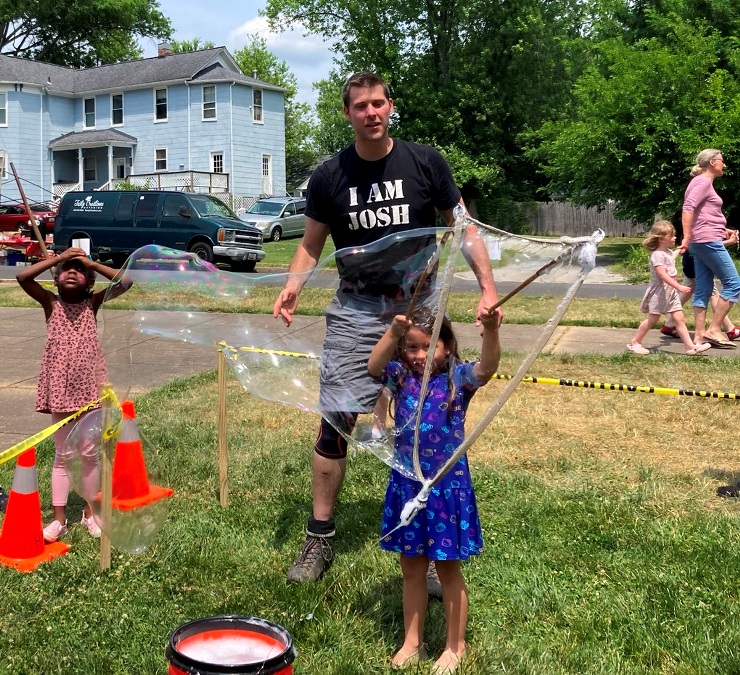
top-left (9, 162), bottom-right (50, 260)
top-left (99, 391), bottom-right (115, 571)
top-left (217, 349), bottom-right (229, 507)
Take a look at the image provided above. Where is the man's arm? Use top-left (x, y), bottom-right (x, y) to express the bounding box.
top-left (273, 217), bottom-right (330, 326)
top-left (440, 199), bottom-right (501, 324)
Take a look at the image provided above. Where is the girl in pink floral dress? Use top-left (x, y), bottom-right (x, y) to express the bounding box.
top-left (17, 248), bottom-right (129, 542)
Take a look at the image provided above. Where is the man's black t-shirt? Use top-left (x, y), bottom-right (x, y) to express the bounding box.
top-left (306, 139), bottom-right (461, 290)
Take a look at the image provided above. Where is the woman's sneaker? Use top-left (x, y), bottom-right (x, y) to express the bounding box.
top-left (43, 520), bottom-right (68, 543)
top-left (81, 513), bottom-right (102, 538)
top-left (660, 326), bottom-right (679, 338)
top-left (626, 343), bottom-right (650, 355)
top-left (726, 326), bottom-right (740, 341)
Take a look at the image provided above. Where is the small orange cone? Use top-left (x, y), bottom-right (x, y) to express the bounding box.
top-left (110, 401), bottom-right (173, 510)
top-left (0, 448), bottom-right (70, 572)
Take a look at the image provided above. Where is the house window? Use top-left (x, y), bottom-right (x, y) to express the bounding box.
top-left (202, 85), bottom-right (216, 120)
top-left (111, 94), bottom-right (124, 125)
top-left (0, 92), bottom-right (6, 126)
top-left (0, 150), bottom-right (6, 178)
top-left (155, 148), bottom-right (167, 171)
top-left (84, 98), bottom-right (96, 128)
top-left (83, 155), bottom-right (96, 182)
top-left (253, 89), bottom-right (263, 123)
top-left (155, 88), bottom-right (168, 121)
top-left (211, 152), bottom-right (223, 174)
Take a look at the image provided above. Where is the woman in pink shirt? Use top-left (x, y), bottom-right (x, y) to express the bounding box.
top-left (680, 148), bottom-right (740, 348)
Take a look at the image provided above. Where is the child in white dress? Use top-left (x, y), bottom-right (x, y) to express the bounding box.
top-left (627, 221), bottom-right (711, 356)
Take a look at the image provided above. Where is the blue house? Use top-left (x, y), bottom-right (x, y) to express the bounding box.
top-left (0, 44), bottom-right (286, 205)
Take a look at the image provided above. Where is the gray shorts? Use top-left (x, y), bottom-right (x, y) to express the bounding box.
top-left (319, 290), bottom-right (411, 413)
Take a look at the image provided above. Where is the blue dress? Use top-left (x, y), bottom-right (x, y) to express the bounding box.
top-left (379, 360), bottom-right (483, 560)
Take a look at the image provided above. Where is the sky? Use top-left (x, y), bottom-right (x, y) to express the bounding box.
top-left (140, 0), bottom-right (337, 107)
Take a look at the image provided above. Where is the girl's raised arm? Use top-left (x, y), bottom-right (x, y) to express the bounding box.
top-left (473, 310), bottom-right (501, 384)
top-left (15, 249), bottom-right (84, 315)
top-left (369, 315), bottom-right (411, 378)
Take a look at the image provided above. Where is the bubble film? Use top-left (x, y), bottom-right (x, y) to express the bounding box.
top-left (60, 402), bottom-right (172, 554)
top-left (97, 222), bottom-right (603, 531)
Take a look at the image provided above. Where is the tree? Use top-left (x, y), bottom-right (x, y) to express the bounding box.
top-left (312, 74), bottom-right (353, 156)
top-left (233, 35), bottom-right (317, 193)
top-left (170, 38), bottom-right (215, 53)
top-left (528, 8), bottom-right (740, 226)
top-left (0, 0), bottom-right (172, 67)
top-left (263, 0), bottom-right (588, 227)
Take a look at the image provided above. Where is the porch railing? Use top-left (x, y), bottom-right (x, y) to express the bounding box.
top-left (51, 182), bottom-right (81, 199)
top-left (112, 171), bottom-right (230, 193)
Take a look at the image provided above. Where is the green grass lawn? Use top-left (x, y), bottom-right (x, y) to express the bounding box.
top-left (3, 234), bottom-right (740, 673)
top-left (2, 352), bottom-right (740, 673)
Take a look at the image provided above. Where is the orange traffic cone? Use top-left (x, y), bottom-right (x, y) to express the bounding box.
top-left (110, 401), bottom-right (173, 510)
top-left (0, 448), bottom-right (70, 572)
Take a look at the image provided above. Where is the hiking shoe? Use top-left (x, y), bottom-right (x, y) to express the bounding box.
top-left (81, 513), bottom-right (102, 538)
top-left (0, 487), bottom-right (8, 513)
top-left (626, 343), bottom-right (650, 355)
top-left (727, 327), bottom-right (740, 341)
top-left (427, 561), bottom-right (443, 601)
top-left (286, 532), bottom-right (334, 583)
top-left (43, 520), bottom-right (68, 543)
top-left (660, 326), bottom-right (679, 338)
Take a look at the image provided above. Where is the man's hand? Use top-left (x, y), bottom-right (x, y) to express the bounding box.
top-left (273, 288), bottom-right (299, 327)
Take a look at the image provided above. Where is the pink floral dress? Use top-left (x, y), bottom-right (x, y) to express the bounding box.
top-left (35, 297), bottom-right (106, 414)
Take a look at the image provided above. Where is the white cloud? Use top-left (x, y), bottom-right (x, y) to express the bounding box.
top-left (227, 17), bottom-right (337, 106)
top-left (139, 1), bottom-right (337, 106)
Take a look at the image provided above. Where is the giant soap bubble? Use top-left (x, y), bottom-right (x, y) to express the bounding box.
top-left (60, 399), bottom-right (173, 554)
top-left (75, 209), bottom-right (602, 536)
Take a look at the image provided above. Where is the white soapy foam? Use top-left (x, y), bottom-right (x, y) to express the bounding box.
top-left (178, 634), bottom-right (282, 665)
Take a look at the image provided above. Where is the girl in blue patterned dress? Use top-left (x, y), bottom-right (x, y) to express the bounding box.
top-left (368, 308), bottom-right (500, 673)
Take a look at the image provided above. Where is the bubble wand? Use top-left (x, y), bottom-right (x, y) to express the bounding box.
top-left (396, 231), bottom-right (604, 527)
top-left (406, 205), bottom-right (468, 482)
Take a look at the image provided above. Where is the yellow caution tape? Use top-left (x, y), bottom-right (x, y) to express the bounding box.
top-left (217, 340), bottom-right (319, 360)
top-left (0, 388), bottom-right (122, 468)
top-left (494, 373), bottom-right (739, 400)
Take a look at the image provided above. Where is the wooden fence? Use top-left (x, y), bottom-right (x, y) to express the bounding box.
top-left (522, 202), bottom-right (646, 237)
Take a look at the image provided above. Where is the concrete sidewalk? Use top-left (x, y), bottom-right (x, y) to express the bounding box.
top-left (0, 306), bottom-right (737, 451)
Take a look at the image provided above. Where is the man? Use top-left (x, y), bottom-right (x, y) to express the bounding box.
top-left (273, 72), bottom-right (499, 584)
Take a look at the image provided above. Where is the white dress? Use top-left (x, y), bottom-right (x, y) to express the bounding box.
top-left (639, 250), bottom-right (682, 315)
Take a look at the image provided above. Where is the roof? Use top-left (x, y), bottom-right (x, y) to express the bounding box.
top-left (0, 48), bottom-right (284, 96)
top-left (49, 129), bottom-right (138, 149)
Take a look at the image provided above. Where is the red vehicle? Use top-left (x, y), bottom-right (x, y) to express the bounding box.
top-left (0, 202), bottom-right (58, 236)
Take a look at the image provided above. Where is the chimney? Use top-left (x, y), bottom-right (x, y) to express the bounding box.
top-left (158, 42), bottom-right (173, 58)
top-left (252, 69), bottom-right (258, 79)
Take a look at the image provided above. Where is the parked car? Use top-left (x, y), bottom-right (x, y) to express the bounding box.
top-left (240, 197), bottom-right (306, 242)
top-left (0, 202), bottom-right (58, 235)
top-left (52, 191), bottom-right (265, 272)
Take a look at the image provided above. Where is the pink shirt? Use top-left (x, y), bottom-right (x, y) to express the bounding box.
top-left (683, 175), bottom-right (726, 243)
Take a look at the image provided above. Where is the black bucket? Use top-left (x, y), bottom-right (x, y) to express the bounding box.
top-left (167, 615), bottom-right (296, 675)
